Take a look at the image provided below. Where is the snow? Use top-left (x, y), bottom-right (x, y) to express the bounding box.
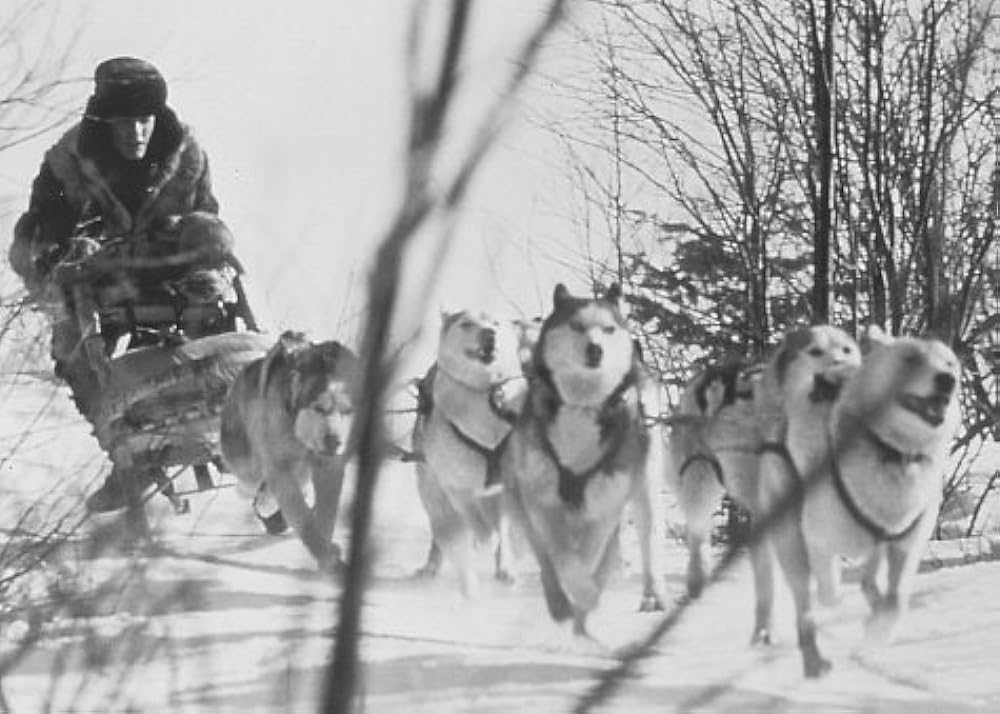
top-left (2, 376), bottom-right (1000, 712)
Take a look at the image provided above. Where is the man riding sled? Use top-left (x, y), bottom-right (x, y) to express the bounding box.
top-left (8, 57), bottom-right (255, 512)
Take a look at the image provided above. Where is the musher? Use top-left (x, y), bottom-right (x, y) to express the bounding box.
top-left (8, 57), bottom-right (250, 512)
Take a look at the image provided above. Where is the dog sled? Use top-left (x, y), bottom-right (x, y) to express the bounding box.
top-left (45, 216), bottom-right (272, 515)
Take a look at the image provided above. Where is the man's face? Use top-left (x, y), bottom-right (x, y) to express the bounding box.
top-left (108, 114), bottom-right (156, 160)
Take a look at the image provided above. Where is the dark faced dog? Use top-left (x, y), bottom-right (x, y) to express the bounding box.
top-left (220, 330), bottom-right (359, 573)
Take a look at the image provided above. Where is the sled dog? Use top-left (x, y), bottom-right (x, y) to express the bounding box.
top-left (501, 283), bottom-right (666, 637)
top-left (412, 309), bottom-right (527, 596)
top-left (668, 361), bottom-right (762, 598)
top-left (669, 325), bottom-right (862, 653)
top-left (220, 330), bottom-right (359, 572)
top-left (764, 327), bottom-right (960, 677)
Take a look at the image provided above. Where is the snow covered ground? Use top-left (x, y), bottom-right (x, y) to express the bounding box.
top-left (2, 376), bottom-right (1000, 713)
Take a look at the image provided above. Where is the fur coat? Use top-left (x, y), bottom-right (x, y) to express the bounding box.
top-left (9, 108), bottom-right (219, 290)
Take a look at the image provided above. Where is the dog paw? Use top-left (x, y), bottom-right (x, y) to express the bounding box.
top-left (637, 592), bottom-right (664, 613)
top-left (259, 510), bottom-right (288, 536)
top-left (750, 628), bottom-right (774, 647)
top-left (494, 568), bottom-right (517, 586)
top-left (803, 655), bottom-right (833, 679)
top-left (317, 544), bottom-right (345, 578)
top-left (413, 564), bottom-right (440, 580)
top-left (319, 554), bottom-right (346, 579)
top-left (863, 611), bottom-right (898, 646)
top-left (560, 564), bottom-right (600, 612)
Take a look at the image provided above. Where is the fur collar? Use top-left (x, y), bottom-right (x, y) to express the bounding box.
top-left (43, 119), bottom-right (208, 238)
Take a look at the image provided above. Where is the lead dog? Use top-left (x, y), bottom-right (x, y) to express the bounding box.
top-left (669, 325), bottom-right (862, 651)
top-left (412, 309), bottom-right (527, 596)
top-left (220, 331), bottom-right (359, 572)
top-left (501, 283), bottom-right (666, 637)
top-left (765, 327), bottom-right (961, 677)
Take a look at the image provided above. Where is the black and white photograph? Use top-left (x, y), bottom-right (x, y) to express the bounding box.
top-left (1, 1), bottom-right (999, 711)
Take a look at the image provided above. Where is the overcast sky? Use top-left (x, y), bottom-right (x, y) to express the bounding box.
top-left (2, 1), bottom-right (594, 363)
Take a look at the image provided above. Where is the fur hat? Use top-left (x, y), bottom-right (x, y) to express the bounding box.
top-left (85, 57), bottom-right (168, 119)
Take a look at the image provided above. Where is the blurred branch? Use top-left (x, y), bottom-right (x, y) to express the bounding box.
top-left (321, 2), bottom-right (567, 712)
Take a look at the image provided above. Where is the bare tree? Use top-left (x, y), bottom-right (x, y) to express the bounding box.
top-left (809, 0), bottom-right (835, 322)
top-left (543, 0), bottom-right (1000, 503)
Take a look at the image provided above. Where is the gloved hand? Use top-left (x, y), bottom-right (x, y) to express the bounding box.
top-left (47, 236), bottom-right (104, 285)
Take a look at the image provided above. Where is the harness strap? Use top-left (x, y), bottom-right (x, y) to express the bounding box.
top-left (449, 421), bottom-right (510, 487)
top-left (540, 400), bottom-right (641, 509)
top-left (756, 441), bottom-right (797, 473)
top-left (828, 432), bottom-right (925, 542)
top-left (678, 453), bottom-right (725, 487)
top-left (525, 365), bottom-right (646, 508)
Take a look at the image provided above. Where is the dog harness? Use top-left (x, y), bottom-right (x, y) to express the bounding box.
top-left (417, 364), bottom-right (520, 486)
top-left (534, 370), bottom-right (648, 509)
top-left (827, 426), bottom-right (927, 542)
top-left (449, 422), bottom-right (510, 488)
top-left (677, 367), bottom-right (758, 489)
top-left (678, 453), bottom-right (725, 487)
top-left (755, 434), bottom-right (926, 542)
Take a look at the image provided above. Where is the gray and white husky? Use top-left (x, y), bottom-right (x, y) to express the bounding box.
top-left (501, 283), bottom-right (666, 638)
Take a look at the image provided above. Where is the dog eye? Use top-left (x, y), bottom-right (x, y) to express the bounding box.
top-left (602, 325), bottom-right (616, 335)
top-left (807, 347), bottom-right (824, 357)
top-left (570, 320), bottom-right (585, 333)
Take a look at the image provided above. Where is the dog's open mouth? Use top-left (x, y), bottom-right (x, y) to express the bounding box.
top-left (899, 393), bottom-right (948, 426)
top-left (809, 374), bottom-right (843, 403)
top-left (465, 346), bottom-right (495, 364)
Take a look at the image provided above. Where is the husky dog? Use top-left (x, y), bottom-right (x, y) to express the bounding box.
top-left (668, 362), bottom-right (762, 598)
top-left (220, 331), bottom-right (359, 573)
top-left (669, 325), bottom-right (862, 653)
top-left (412, 309), bottom-right (527, 596)
top-left (501, 283), bottom-right (665, 637)
top-left (767, 327), bottom-right (960, 677)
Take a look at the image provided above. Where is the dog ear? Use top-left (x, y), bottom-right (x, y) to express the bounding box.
top-left (259, 343), bottom-right (289, 398)
top-left (259, 331), bottom-right (310, 400)
top-left (552, 283), bottom-right (571, 309)
top-left (772, 327), bottom-right (812, 386)
top-left (604, 282), bottom-right (622, 304)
